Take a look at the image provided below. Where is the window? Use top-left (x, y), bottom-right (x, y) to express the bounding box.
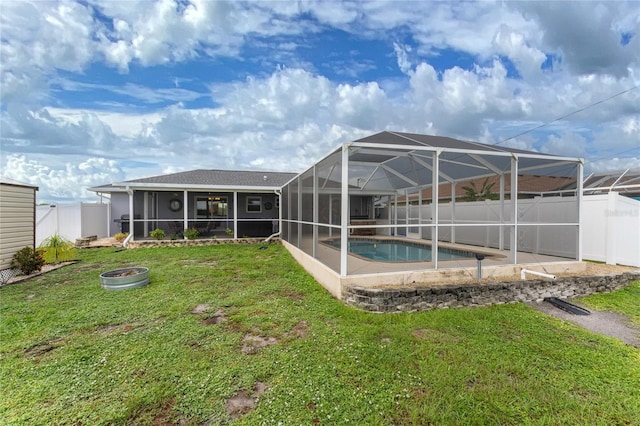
top-left (246, 196), bottom-right (262, 213)
top-left (195, 196), bottom-right (228, 218)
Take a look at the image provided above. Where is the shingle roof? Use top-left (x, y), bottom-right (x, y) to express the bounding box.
top-left (399, 174), bottom-right (578, 202)
top-left (125, 169), bottom-right (296, 188)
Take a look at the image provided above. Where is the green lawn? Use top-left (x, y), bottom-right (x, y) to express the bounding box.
top-left (1, 245), bottom-right (639, 425)
top-left (578, 281), bottom-right (640, 326)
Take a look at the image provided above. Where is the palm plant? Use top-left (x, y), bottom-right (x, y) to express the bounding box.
top-left (39, 233), bottom-right (75, 264)
top-left (461, 177), bottom-right (499, 201)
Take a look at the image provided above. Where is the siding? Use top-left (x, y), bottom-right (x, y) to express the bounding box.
top-left (0, 183), bottom-right (37, 270)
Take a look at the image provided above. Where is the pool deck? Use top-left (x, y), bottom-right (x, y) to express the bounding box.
top-left (283, 237), bottom-right (586, 299)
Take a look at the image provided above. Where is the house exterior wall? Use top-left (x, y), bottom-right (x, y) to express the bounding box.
top-left (0, 183), bottom-right (37, 270)
top-left (108, 190), bottom-right (281, 238)
top-left (110, 193), bottom-right (130, 235)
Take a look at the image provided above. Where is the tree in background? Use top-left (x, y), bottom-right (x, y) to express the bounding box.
top-left (462, 177), bottom-right (499, 201)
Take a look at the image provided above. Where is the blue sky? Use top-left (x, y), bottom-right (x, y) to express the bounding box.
top-left (1, 0), bottom-right (639, 202)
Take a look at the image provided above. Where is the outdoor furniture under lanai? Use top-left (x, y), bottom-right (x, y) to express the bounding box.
top-left (191, 221), bottom-right (215, 236)
top-left (168, 221), bottom-right (183, 237)
top-left (350, 220), bottom-right (377, 235)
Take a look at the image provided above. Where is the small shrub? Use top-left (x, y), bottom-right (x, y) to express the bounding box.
top-left (10, 247), bottom-right (45, 275)
top-left (39, 233), bottom-right (75, 264)
top-left (150, 228), bottom-right (166, 240)
top-left (225, 228), bottom-right (234, 236)
top-left (114, 232), bottom-right (128, 242)
top-left (184, 228), bottom-right (200, 240)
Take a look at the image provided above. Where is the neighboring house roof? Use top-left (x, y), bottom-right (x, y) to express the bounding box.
top-left (583, 169), bottom-right (640, 196)
top-left (89, 169), bottom-right (298, 193)
top-left (399, 174), bottom-right (578, 203)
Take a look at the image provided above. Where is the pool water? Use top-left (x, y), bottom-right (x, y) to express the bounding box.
top-left (326, 238), bottom-right (476, 262)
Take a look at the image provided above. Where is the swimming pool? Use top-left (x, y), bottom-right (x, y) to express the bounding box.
top-left (324, 238), bottom-right (477, 262)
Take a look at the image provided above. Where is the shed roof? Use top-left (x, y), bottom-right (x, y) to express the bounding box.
top-left (0, 178), bottom-right (39, 190)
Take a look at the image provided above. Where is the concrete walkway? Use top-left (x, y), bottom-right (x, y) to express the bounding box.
top-left (528, 300), bottom-right (640, 347)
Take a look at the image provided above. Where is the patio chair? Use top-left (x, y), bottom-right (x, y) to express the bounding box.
top-left (169, 221), bottom-right (183, 237)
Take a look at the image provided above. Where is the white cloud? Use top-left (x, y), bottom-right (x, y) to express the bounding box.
top-left (2, 0), bottom-right (639, 203)
top-left (589, 156), bottom-right (640, 173)
top-left (393, 43), bottom-right (413, 75)
top-left (513, 1), bottom-right (640, 77)
top-left (539, 132), bottom-right (589, 158)
top-left (492, 24), bottom-right (546, 78)
top-left (44, 108), bottom-right (163, 138)
top-left (1, 154), bottom-right (126, 202)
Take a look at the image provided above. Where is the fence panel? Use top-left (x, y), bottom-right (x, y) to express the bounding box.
top-left (36, 203), bottom-right (109, 245)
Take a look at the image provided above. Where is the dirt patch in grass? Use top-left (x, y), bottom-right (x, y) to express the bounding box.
top-left (129, 398), bottom-right (181, 426)
top-left (24, 338), bottom-right (64, 358)
top-left (202, 310), bottom-right (228, 325)
top-left (288, 321), bottom-right (309, 339)
top-left (181, 259), bottom-right (218, 268)
top-left (225, 382), bottom-right (268, 419)
top-left (284, 290), bottom-right (306, 301)
top-left (192, 303), bottom-right (211, 314)
top-left (241, 335), bottom-right (278, 354)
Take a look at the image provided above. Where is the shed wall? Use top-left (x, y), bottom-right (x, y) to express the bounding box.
top-left (0, 183), bottom-right (37, 269)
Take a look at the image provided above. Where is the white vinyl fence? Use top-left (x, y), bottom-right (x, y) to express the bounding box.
top-left (392, 193), bottom-right (640, 266)
top-left (36, 203), bottom-right (110, 246)
top-left (582, 192), bottom-right (640, 267)
top-left (393, 196), bottom-right (580, 259)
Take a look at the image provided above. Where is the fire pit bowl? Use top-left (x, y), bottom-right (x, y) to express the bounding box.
top-left (100, 267), bottom-right (149, 290)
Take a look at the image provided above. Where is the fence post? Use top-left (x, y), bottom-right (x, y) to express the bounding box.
top-left (605, 191), bottom-right (617, 265)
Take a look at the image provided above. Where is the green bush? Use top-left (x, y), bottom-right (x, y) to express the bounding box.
top-left (114, 232), bottom-right (128, 242)
top-left (39, 233), bottom-right (75, 264)
top-left (10, 247), bottom-right (45, 275)
top-left (150, 228), bottom-right (166, 240)
top-left (184, 228), bottom-right (199, 240)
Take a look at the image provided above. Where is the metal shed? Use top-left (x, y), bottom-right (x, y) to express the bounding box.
top-left (0, 179), bottom-right (39, 270)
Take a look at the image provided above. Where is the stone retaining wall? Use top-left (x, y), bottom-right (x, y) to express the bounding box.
top-left (127, 238), bottom-right (280, 248)
top-left (344, 271), bottom-right (640, 312)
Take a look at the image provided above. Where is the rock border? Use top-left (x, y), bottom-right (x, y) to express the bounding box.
top-left (126, 238), bottom-right (280, 248)
top-left (344, 271), bottom-right (640, 312)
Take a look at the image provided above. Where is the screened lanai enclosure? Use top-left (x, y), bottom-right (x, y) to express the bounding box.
top-left (281, 131), bottom-right (584, 291)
